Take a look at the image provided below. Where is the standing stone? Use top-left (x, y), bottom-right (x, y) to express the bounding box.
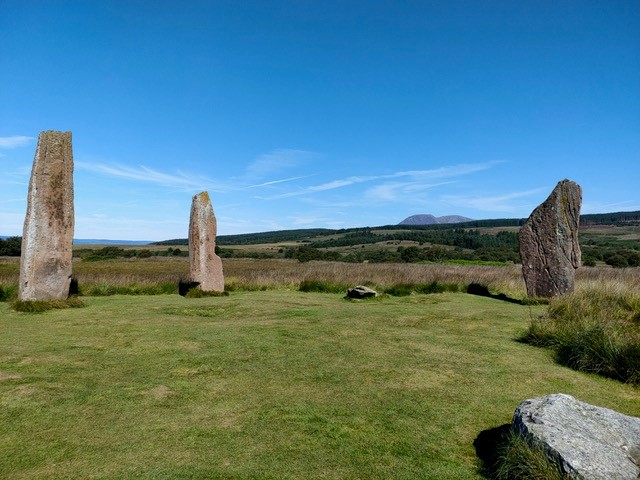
top-left (513, 394), bottom-right (640, 479)
top-left (19, 131), bottom-right (74, 301)
top-left (189, 191), bottom-right (224, 292)
top-left (519, 179), bottom-right (581, 298)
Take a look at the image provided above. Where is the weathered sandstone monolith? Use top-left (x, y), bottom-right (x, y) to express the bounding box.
top-left (19, 131), bottom-right (74, 301)
top-left (519, 179), bottom-right (581, 298)
top-left (189, 191), bottom-right (224, 292)
top-left (513, 394), bottom-right (640, 479)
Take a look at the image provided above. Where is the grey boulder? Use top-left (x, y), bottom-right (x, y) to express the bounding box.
top-left (346, 285), bottom-right (377, 299)
top-left (513, 393), bottom-right (640, 479)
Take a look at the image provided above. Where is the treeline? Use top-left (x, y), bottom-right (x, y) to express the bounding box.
top-left (309, 228), bottom-right (519, 250)
top-left (280, 244), bottom-right (520, 264)
top-left (216, 228), bottom-right (336, 245)
top-left (0, 236), bottom-right (21, 256)
top-left (580, 210), bottom-right (640, 225)
top-left (154, 238), bottom-right (189, 246)
top-left (74, 246), bottom-right (188, 261)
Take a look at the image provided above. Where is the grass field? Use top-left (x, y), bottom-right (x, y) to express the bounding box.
top-left (1, 291), bottom-right (639, 479)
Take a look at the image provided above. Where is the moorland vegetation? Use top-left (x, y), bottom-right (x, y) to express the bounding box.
top-left (4, 211), bottom-right (640, 267)
top-left (1, 211), bottom-right (639, 478)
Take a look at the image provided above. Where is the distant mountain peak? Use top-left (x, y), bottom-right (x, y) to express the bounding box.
top-left (399, 214), bottom-right (473, 225)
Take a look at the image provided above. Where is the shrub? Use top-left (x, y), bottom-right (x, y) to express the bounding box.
top-left (80, 283), bottom-right (177, 296)
top-left (521, 287), bottom-right (640, 385)
top-left (384, 283), bottom-right (415, 296)
top-left (415, 280), bottom-right (461, 294)
top-left (381, 281), bottom-right (463, 296)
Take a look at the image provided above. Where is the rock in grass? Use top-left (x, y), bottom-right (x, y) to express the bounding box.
top-left (346, 285), bottom-right (377, 299)
top-left (19, 131), bottom-right (74, 301)
top-left (188, 191), bottom-right (224, 292)
top-left (513, 393), bottom-right (640, 480)
top-left (519, 179), bottom-right (582, 298)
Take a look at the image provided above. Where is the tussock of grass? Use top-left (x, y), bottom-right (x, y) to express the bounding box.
top-left (0, 283), bottom-right (17, 302)
top-left (415, 280), bottom-right (461, 294)
top-left (520, 297), bottom-right (550, 306)
top-left (298, 280), bottom-right (464, 297)
top-left (494, 430), bottom-right (569, 480)
top-left (184, 288), bottom-right (229, 298)
top-left (521, 286), bottom-right (640, 385)
top-left (79, 282), bottom-right (177, 296)
top-left (224, 281), bottom-right (272, 292)
top-left (383, 283), bottom-right (415, 296)
top-left (11, 297), bottom-right (84, 313)
top-left (384, 281), bottom-right (463, 296)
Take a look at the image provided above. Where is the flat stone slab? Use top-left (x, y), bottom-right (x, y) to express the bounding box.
top-left (513, 393), bottom-right (640, 479)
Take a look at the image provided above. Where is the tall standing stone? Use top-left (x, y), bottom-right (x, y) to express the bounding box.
top-left (189, 191), bottom-right (224, 292)
top-left (519, 179), bottom-right (582, 298)
top-left (19, 131), bottom-right (74, 301)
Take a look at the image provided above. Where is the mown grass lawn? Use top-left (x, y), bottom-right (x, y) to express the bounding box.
top-left (1, 291), bottom-right (638, 479)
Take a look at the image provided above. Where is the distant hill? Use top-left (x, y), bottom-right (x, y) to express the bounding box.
top-left (399, 214), bottom-right (474, 225)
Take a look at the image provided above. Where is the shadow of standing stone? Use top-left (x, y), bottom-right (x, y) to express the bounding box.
top-left (178, 280), bottom-right (200, 297)
top-left (473, 424), bottom-right (512, 478)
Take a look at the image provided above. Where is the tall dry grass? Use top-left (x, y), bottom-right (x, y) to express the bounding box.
top-left (2, 256), bottom-right (640, 298)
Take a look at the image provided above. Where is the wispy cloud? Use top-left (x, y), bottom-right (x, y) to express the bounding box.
top-left (0, 136), bottom-right (34, 149)
top-left (366, 181), bottom-right (456, 202)
top-left (244, 149), bottom-right (317, 179)
top-left (441, 188), bottom-right (547, 212)
top-left (582, 200), bottom-right (640, 213)
top-left (242, 175), bottom-right (312, 189)
top-left (390, 161), bottom-right (502, 180)
top-left (264, 161), bottom-right (499, 200)
top-left (76, 149), bottom-right (317, 195)
top-left (263, 176), bottom-right (368, 199)
top-left (77, 162), bottom-right (227, 192)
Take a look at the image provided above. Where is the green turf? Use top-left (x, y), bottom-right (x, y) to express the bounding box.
top-left (1, 292), bottom-right (638, 479)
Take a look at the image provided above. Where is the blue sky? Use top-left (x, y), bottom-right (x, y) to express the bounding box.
top-left (1, 1), bottom-right (638, 240)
